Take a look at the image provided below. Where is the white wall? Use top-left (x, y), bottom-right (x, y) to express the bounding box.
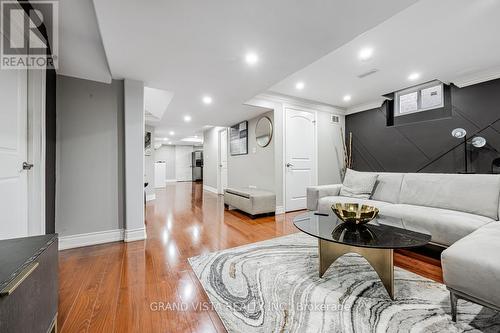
top-left (124, 79), bottom-right (146, 241)
top-left (56, 75), bottom-right (124, 237)
top-left (203, 126), bottom-right (225, 190)
top-left (246, 94), bottom-right (345, 212)
top-left (317, 111), bottom-right (345, 185)
top-left (227, 111), bottom-right (275, 191)
top-left (144, 125), bottom-right (155, 198)
top-left (244, 98), bottom-right (285, 209)
top-left (155, 145), bottom-right (176, 181)
top-left (175, 145), bottom-right (194, 181)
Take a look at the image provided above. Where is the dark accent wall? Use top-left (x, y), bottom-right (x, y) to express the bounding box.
top-left (345, 78), bottom-right (500, 174)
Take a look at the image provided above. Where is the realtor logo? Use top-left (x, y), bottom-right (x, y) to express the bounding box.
top-left (1, 0), bottom-right (58, 69)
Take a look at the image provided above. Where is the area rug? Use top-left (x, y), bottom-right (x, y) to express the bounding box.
top-left (188, 233), bottom-right (499, 333)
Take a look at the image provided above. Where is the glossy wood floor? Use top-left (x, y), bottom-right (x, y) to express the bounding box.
top-left (58, 181), bottom-right (442, 333)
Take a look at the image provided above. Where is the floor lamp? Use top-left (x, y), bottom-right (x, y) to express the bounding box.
top-left (451, 128), bottom-right (487, 173)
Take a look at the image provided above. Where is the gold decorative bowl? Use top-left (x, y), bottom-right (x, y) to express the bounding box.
top-left (331, 203), bottom-right (379, 225)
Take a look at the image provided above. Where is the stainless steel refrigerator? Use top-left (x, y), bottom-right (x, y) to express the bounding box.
top-left (192, 151), bottom-right (203, 181)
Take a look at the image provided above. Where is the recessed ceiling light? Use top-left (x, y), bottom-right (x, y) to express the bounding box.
top-left (343, 95), bottom-right (352, 102)
top-left (408, 72), bottom-right (420, 81)
top-left (295, 81), bottom-right (305, 90)
top-left (168, 141), bottom-right (172, 145)
top-left (163, 137), bottom-right (169, 141)
top-left (169, 131), bottom-right (175, 136)
top-left (359, 47), bottom-right (374, 61)
top-left (184, 115), bottom-right (192, 122)
top-left (202, 95), bottom-right (212, 105)
top-left (245, 52), bottom-right (259, 65)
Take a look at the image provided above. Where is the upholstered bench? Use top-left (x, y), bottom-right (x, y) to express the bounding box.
top-left (441, 222), bottom-right (500, 321)
top-left (224, 188), bottom-right (276, 218)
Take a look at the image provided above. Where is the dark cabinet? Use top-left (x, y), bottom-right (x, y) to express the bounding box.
top-left (0, 235), bottom-right (58, 333)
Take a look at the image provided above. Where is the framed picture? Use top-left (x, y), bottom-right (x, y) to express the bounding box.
top-left (145, 131), bottom-right (152, 156)
top-left (230, 121), bottom-right (248, 156)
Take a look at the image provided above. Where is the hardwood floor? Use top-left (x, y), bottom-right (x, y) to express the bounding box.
top-left (58, 181), bottom-right (442, 332)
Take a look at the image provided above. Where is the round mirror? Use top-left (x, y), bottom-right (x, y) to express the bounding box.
top-left (255, 116), bottom-right (273, 147)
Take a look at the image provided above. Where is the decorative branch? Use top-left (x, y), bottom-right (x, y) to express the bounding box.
top-left (348, 132), bottom-right (353, 169)
top-left (340, 129), bottom-right (353, 176)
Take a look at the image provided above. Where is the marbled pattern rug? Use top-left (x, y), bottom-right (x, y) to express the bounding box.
top-left (189, 233), bottom-right (499, 333)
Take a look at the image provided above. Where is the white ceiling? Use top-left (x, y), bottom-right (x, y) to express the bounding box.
top-left (270, 0), bottom-right (500, 112)
top-left (91, 0), bottom-right (418, 138)
top-left (154, 105), bottom-right (271, 146)
top-left (56, 0), bottom-right (111, 83)
top-left (144, 87), bottom-right (174, 122)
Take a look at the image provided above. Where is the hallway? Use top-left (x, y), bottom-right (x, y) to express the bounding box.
top-left (58, 182), bottom-right (299, 332)
top-left (58, 182), bottom-right (442, 333)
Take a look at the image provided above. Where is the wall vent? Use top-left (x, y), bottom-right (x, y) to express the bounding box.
top-left (330, 115), bottom-right (340, 123)
top-left (358, 69), bottom-right (379, 79)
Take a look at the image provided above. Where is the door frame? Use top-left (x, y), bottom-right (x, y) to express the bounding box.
top-left (283, 106), bottom-right (318, 212)
top-left (0, 5), bottom-right (45, 238)
top-left (217, 128), bottom-right (228, 195)
top-left (27, 68), bottom-right (46, 235)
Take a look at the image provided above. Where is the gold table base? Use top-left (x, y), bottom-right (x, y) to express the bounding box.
top-left (318, 239), bottom-right (395, 300)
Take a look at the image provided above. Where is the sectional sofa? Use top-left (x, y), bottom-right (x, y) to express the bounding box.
top-left (307, 171), bottom-right (500, 320)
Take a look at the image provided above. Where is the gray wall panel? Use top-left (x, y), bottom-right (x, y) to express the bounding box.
top-left (56, 75), bottom-right (125, 236)
top-left (227, 111), bottom-right (275, 191)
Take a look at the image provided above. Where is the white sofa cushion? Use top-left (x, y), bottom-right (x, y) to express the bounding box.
top-left (371, 172), bottom-right (404, 203)
top-left (380, 204), bottom-right (494, 247)
top-left (339, 169), bottom-right (378, 199)
top-left (306, 184), bottom-right (342, 211)
top-left (442, 222), bottom-right (500, 308)
top-left (399, 173), bottom-right (500, 220)
top-left (317, 196), bottom-right (392, 215)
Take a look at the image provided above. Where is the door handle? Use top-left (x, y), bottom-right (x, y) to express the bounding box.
top-left (22, 162), bottom-right (34, 170)
top-left (286, 163), bottom-right (294, 167)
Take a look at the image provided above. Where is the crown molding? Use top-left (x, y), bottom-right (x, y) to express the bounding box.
top-left (345, 100), bottom-right (384, 115)
top-left (248, 92), bottom-right (346, 115)
top-left (452, 66), bottom-right (500, 88)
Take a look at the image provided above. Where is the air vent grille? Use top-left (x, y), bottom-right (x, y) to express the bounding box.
top-left (358, 69), bottom-right (379, 79)
top-left (331, 115), bottom-right (340, 123)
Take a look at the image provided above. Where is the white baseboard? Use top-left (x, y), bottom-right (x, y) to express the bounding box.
top-left (146, 193), bottom-right (156, 201)
top-left (124, 227), bottom-right (147, 242)
top-left (59, 229), bottom-right (124, 250)
top-left (165, 179), bottom-right (177, 183)
top-left (203, 185), bottom-right (218, 194)
top-left (275, 206), bottom-right (285, 215)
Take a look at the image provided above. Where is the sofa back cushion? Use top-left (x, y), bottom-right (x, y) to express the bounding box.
top-left (339, 169), bottom-right (378, 199)
top-left (399, 173), bottom-right (500, 220)
top-left (371, 173), bottom-right (404, 203)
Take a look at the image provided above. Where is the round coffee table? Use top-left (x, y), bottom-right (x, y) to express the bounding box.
top-left (293, 211), bottom-right (431, 299)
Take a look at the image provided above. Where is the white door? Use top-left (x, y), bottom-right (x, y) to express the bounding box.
top-left (175, 146), bottom-right (193, 181)
top-left (285, 109), bottom-right (316, 211)
top-left (218, 129), bottom-right (228, 194)
top-left (154, 161), bottom-right (166, 188)
top-left (0, 69), bottom-right (29, 240)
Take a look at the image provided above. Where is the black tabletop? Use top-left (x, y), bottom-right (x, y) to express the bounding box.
top-left (0, 234), bottom-right (58, 291)
top-left (293, 212), bottom-right (431, 249)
